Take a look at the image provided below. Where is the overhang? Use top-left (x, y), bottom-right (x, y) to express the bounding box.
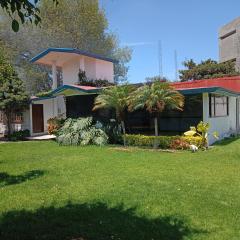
top-left (178, 86), bottom-right (240, 97)
top-left (30, 48), bottom-right (117, 67)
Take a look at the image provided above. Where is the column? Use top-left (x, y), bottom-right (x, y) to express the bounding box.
top-left (52, 61), bottom-right (58, 90)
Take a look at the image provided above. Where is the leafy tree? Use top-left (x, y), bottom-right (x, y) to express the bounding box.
top-left (0, 0), bottom-right (58, 32)
top-left (145, 76), bottom-right (168, 83)
top-left (179, 59), bottom-right (239, 81)
top-left (0, 53), bottom-right (29, 137)
top-left (93, 85), bottom-right (135, 146)
top-left (0, 0), bottom-right (131, 93)
top-left (128, 81), bottom-right (184, 148)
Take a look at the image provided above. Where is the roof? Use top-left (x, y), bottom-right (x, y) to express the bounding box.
top-left (31, 85), bottom-right (101, 102)
top-left (171, 76), bottom-right (240, 96)
top-left (30, 48), bottom-right (118, 66)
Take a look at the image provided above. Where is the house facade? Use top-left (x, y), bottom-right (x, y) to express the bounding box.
top-left (0, 48), bottom-right (240, 144)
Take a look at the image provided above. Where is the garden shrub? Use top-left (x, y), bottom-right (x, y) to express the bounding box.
top-left (56, 117), bottom-right (108, 146)
top-left (47, 117), bottom-right (65, 135)
top-left (125, 134), bottom-right (203, 150)
top-left (9, 129), bottom-right (30, 141)
top-left (125, 134), bottom-right (180, 149)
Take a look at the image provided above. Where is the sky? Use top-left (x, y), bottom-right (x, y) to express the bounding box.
top-left (100, 0), bottom-right (240, 83)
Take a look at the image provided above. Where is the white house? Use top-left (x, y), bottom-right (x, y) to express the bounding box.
top-left (0, 48), bottom-right (240, 144)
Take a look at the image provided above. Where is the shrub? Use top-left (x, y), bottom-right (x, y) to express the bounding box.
top-left (182, 136), bottom-right (203, 147)
top-left (56, 117), bottom-right (108, 146)
top-left (9, 129), bottom-right (30, 141)
top-left (47, 117), bottom-right (65, 135)
top-left (125, 134), bottom-right (180, 149)
top-left (170, 138), bottom-right (190, 150)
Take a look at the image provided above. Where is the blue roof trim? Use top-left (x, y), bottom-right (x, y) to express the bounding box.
top-left (50, 85), bottom-right (101, 96)
top-left (31, 96), bottom-right (55, 102)
top-left (30, 48), bottom-right (118, 64)
top-left (179, 87), bottom-right (240, 96)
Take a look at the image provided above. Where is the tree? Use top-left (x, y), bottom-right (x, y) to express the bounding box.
top-left (0, 0), bottom-right (131, 93)
top-left (179, 59), bottom-right (239, 81)
top-left (145, 76), bottom-right (168, 83)
top-left (128, 81), bottom-right (184, 148)
top-left (93, 85), bottom-right (134, 146)
top-left (0, 0), bottom-right (58, 32)
top-left (0, 53), bottom-right (29, 137)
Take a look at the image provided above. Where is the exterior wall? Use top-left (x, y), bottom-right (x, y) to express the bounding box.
top-left (202, 93), bottom-right (238, 144)
top-left (61, 56), bottom-right (114, 85)
top-left (96, 60), bottom-right (114, 82)
top-left (219, 17), bottom-right (240, 70)
top-left (0, 109), bottom-right (31, 135)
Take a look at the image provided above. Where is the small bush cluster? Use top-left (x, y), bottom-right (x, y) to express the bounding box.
top-left (9, 129), bottom-right (30, 141)
top-left (125, 134), bottom-right (202, 150)
top-left (47, 117), bottom-right (65, 135)
top-left (56, 117), bottom-right (108, 146)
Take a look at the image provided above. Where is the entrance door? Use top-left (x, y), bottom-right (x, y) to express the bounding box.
top-left (32, 104), bottom-right (44, 133)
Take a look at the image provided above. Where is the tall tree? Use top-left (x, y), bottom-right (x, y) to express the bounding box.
top-left (0, 0), bottom-right (131, 93)
top-left (0, 0), bottom-right (58, 32)
top-left (0, 53), bottom-right (29, 137)
top-left (93, 84), bottom-right (134, 146)
top-left (179, 59), bottom-right (239, 82)
top-left (128, 81), bottom-right (184, 148)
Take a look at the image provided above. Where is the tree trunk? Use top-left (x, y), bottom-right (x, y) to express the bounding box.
top-left (6, 112), bottom-right (12, 139)
top-left (154, 117), bottom-right (159, 149)
top-left (121, 120), bottom-right (127, 147)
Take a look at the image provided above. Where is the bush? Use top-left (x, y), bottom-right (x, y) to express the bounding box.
top-left (125, 134), bottom-right (179, 149)
top-left (182, 136), bottom-right (203, 147)
top-left (95, 119), bottom-right (122, 144)
top-left (125, 134), bottom-right (203, 150)
top-left (56, 117), bottom-right (108, 146)
top-left (47, 117), bottom-right (65, 135)
top-left (9, 129), bottom-right (30, 141)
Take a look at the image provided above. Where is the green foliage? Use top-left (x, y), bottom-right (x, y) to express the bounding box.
top-left (77, 69), bottom-right (115, 87)
top-left (56, 117), bottom-right (108, 146)
top-left (128, 81), bottom-right (184, 114)
top-left (145, 76), bottom-right (168, 83)
top-left (0, 0), bottom-right (132, 93)
top-left (0, 53), bottom-right (29, 136)
top-left (95, 120), bottom-right (122, 144)
top-left (179, 58), bottom-right (239, 81)
top-left (0, 0), bottom-right (58, 32)
top-left (125, 134), bottom-right (180, 149)
top-left (9, 129), bottom-right (30, 141)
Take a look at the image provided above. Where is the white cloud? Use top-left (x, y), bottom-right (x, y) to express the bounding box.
top-left (122, 41), bottom-right (155, 47)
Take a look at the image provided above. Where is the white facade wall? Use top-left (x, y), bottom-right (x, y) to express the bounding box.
top-left (202, 93), bottom-right (238, 144)
top-left (62, 56), bottom-right (114, 85)
top-left (96, 60), bottom-right (114, 82)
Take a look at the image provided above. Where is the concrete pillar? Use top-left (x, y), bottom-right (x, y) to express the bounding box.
top-left (79, 57), bottom-right (85, 71)
top-left (52, 61), bottom-right (58, 90)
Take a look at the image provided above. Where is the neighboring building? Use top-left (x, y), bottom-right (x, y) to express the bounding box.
top-left (219, 17), bottom-right (240, 70)
top-left (0, 48), bottom-right (240, 144)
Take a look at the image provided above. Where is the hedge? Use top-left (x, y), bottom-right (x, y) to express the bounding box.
top-left (125, 134), bottom-right (202, 150)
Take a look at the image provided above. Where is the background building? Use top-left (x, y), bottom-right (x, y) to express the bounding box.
top-left (219, 17), bottom-right (240, 70)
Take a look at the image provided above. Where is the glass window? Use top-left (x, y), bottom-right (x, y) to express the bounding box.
top-left (209, 94), bottom-right (229, 117)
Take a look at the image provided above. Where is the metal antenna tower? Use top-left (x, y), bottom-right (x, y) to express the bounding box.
top-left (174, 50), bottom-right (179, 81)
top-left (158, 40), bottom-right (163, 79)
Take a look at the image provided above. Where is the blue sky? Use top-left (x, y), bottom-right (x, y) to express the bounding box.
top-left (100, 0), bottom-right (240, 83)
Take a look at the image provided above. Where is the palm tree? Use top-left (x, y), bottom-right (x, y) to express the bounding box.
top-left (93, 84), bottom-right (134, 146)
top-left (128, 81), bottom-right (184, 147)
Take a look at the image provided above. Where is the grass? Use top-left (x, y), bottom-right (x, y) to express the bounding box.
top-left (0, 139), bottom-right (239, 240)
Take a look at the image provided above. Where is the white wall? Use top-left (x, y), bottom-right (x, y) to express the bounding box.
top-left (61, 56), bottom-right (114, 85)
top-left (203, 93), bottom-right (238, 144)
top-left (96, 59), bottom-right (114, 82)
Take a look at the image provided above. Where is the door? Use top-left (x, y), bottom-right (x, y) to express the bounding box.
top-left (32, 104), bottom-right (44, 133)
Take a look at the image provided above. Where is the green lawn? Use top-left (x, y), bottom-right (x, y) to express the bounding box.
top-left (0, 139), bottom-right (239, 240)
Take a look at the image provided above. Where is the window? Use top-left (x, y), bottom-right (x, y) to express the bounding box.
top-left (209, 94), bottom-right (229, 117)
top-left (11, 113), bottom-right (23, 123)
